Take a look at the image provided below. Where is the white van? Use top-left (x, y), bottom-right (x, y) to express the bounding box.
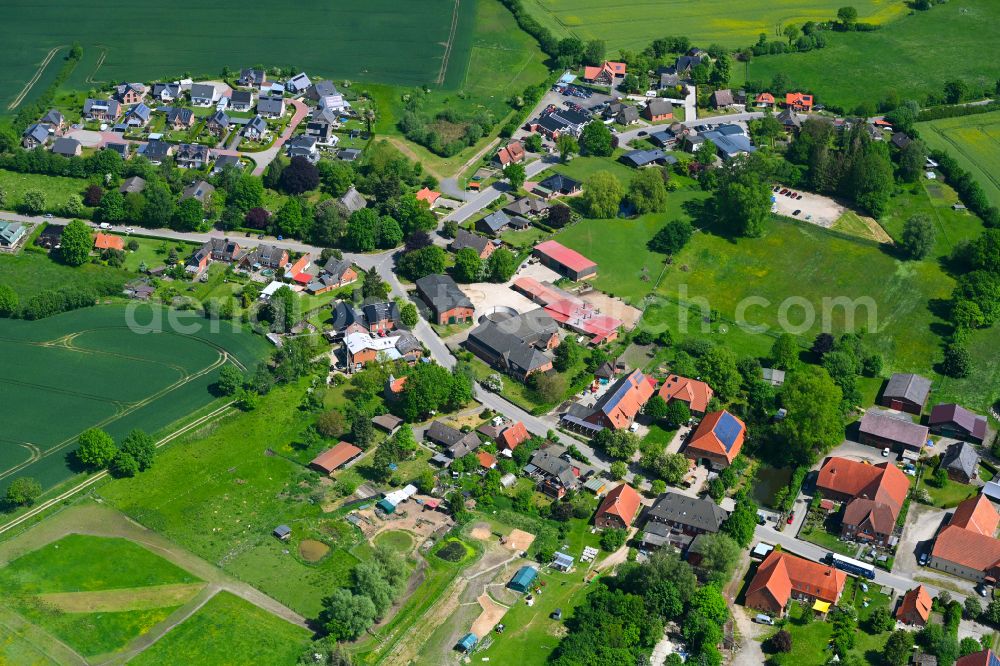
top-left (754, 614), bottom-right (775, 625)
top-left (98, 222), bottom-right (112, 230)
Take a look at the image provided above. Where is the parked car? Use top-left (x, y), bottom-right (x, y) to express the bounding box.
top-left (792, 209), bottom-right (801, 216)
top-left (638, 130), bottom-right (647, 136)
top-left (779, 188), bottom-right (788, 195)
top-left (786, 512), bottom-right (795, 524)
top-left (773, 185), bottom-right (781, 192)
top-left (919, 552), bottom-right (929, 565)
top-left (754, 614), bottom-right (775, 625)
top-left (882, 447), bottom-right (890, 457)
top-left (796, 194), bottom-right (803, 200)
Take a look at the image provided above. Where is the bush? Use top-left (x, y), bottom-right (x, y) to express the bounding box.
top-left (599, 528), bottom-right (627, 552)
top-left (767, 630), bottom-right (792, 653)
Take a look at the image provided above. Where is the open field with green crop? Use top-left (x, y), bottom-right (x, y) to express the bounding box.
top-left (128, 591), bottom-right (310, 666)
top-left (917, 110), bottom-right (1000, 208)
top-left (523, 0), bottom-right (905, 51)
top-left (735, 0), bottom-right (1000, 112)
top-left (0, 0), bottom-right (476, 113)
top-left (0, 304), bottom-right (268, 493)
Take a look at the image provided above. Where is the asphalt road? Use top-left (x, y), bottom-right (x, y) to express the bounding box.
top-left (615, 110), bottom-right (769, 148)
top-left (440, 156), bottom-right (556, 224)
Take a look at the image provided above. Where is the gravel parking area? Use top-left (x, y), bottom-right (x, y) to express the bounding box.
top-left (894, 503), bottom-right (949, 579)
top-left (772, 186), bottom-right (844, 228)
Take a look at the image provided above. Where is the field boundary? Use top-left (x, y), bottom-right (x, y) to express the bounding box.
top-left (8, 46), bottom-right (65, 110)
top-left (436, 0), bottom-right (462, 85)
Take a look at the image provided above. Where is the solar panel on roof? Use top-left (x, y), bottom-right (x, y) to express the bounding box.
top-left (989, 652), bottom-right (1000, 666)
top-left (714, 412), bottom-right (743, 452)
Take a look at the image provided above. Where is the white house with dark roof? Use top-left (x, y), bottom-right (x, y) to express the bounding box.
top-left (257, 95), bottom-right (285, 119)
top-left (190, 83), bottom-right (219, 106)
top-left (229, 90), bottom-right (254, 112)
top-left (286, 73), bottom-right (312, 94)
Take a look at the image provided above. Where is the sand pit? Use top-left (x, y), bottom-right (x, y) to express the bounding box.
top-left (504, 529), bottom-right (535, 551)
top-left (470, 593), bottom-right (509, 637)
top-left (298, 539), bottom-right (330, 562)
top-left (470, 524), bottom-right (493, 541)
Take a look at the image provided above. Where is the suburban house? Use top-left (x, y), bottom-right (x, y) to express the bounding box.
top-left (237, 244), bottom-right (288, 271)
top-left (119, 176), bottom-right (146, 194)
top-left (512, 276), bottom-right (622, 344)
top-left (524, 447), bottom-right (579, 498)
top-left (620, 149), bottom-right (673, 168)
top-left (114, 82), bottom-right (147, 105)
top-left (175, 144), bottom-right (210, 169)
top-left (494, 141), bottom-right (526, 167)
top-left (815, 457), bottom-right (909, 546)
top-left (673, 51), bottom-right (708, 76)
top-left (41, 109), bottom-right (65, 132)
top-left (785, 92), bottom-right (814, 112)
top-left (642, 491), bottom-right (727, 551)
top-left (582, 61), bottom-right (626, 85)
top-left (636, 100), bottom-right (672, 124)
top-left (649, 129), bottom-right (678, 148)
top-left (504, 196), bottom-right (549, 218)
top-left (776, 109), bottom-right (802, 132)
top-left (229, 90), bottom-right (254, 112)
top-left (415, 274), bottom-right (475, 325)
top-left (896, 586), bottom-right (932, 626)
top-left (685, 410), bottom-right (746, 469)
top-left (94, 232), bottom-right (125, 252)
top-left (83, 98), bottom-right (121, 122)
top-left (306, 110), bottom-right (338, 143)
top-left (858, 410), bottom-right (929, 453)
top-left (206, 110), bottom-right (230, 137)
top-left (595, 483), bottom-right (641, 530)
top-left (533, 240), bottom-right (596, 280)
top-left (190, 83), bottom-right (219, 106)
top-left (710, 89), bottom-right (735, 109)
top-left (305, 257), bottom-right (357, 294)
top-left (745, 550), bottom-right (847, 616)
top-left (306, 80), bottom-right (337, 101)
top-left (528, 107), bottom-right (590, 140)
top-left (186, 237), bottom-right (240, 274)
top-left (534, 173), bottom-right (583, 199)
top-left (616, 105), bottom-right (640, 125)
top-left (891, 132), bottom-right (912, 150)
top-left (930, 403), bottom-right (988, 443)
top-left (211, 154), bottom-right (242, 175)
top-left (477, 451), bottom-right (497, 470)
top-left (415, 187), bottom-right (441, 208)
top-left (257, 95), bottom-right (285, 119)
top-left (583, 370), bottom-right (655, 431)
top-left (152, 83), bottom-right (181, 102)
top-left (51, 137), bottom-right (82, 158)
top-left (0, 221), bottom-right (26, 248)
top-left (957, 650), bottom-right (1000, 666)
top-left (881, 373), bottom-right (932, 414)
top-left (310, 442), bottom-right (363, 474)
top-left (343, 330), bottom-right (422, 370)
top-left (180, 180), bottom-right (215, 203)
top-left (105, 142), bottom-right (131, 159)
top-left (464, 309), bottom-right (560, 381)
top-left (328, 301), bottom-right (400, 338)
top-left (658, 375), bottom-right (713, 415)
top-left (426, 421), bottom-right (482, 460)
top-left (691, 125), bottom-right (756, 161)
top-left (338, 187), bottom-right (367, 215)
top-left (317, 93), bottom-right (351, 114)
top-left (476, 210), bottom-right (524, 235)
top-left (123, 103), bottom-right (152, 127)
top-left (239, 68), bottom-right (266, 87)
top-left (941, 441), bottom-right (981, 484)
top-left (139, 139), bottom-right (173, 164)
top-left (286, 72), bottom-right (312, 94)
top-left (930, 495), bottom-right (1000, 582)
top-left (244, 115), bottom-right (269, 141)
top-left (450, 229), bottom-right (496, 260)
top-left (286, 135), bottom-right (318, 162)
top-left (166, 107), bottom-right (195, 130)
top-left (22, 124), bottom-right (50, 149)
top-left (755, 92), bottom-right (775, 108)
top-left (497, 421), bottom-right (530, 453)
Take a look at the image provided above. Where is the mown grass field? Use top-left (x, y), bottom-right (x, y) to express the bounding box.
top-left (0, 0), bottom-right (475, 113)
top-left (0, 303), bottom-right (268, 493)
top-left (523, 0), bottom-right (905, 50)
top-left (128, 591), bottom-right (310, 666)
top-left (0, 169), bottom-right (92, 216)
top-left (735, 0), bottom-right (1000, 111)
top-left (917, 110), bottom-right (1000, 208)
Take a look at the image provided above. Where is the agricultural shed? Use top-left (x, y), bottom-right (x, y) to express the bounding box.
top-left (508, 565), bottom-right (538, 592)
top-left (456, 633), bottom-right (477, 653)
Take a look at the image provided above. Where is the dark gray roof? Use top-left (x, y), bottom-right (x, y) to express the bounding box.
top-left (23, 123), bottom-right (49, 144)
top-left (883, 373), bottom-right (931, 406)
top-left (51, 137), bottom-right (80, 156)
top-left (478, 210), bottom-right (511, 234)
top-left (41, 109), bottom-right (64, 125)
top-left (308, 80), bottom-right (337, 99)
top-left (426, 421), bottom-right (481, 457)
top-left (415, 274), bottom-right (473, 315)
top-left (212, 154), bottom-right (242, 173)
top-left (646, 98), bottom-right (673, 116)
top-left (941, 441), bottom-right (979, 478)
top-left (257, 95), bottom-right (285, 115)
top-left (616, 106), bottom-right (639, 123)
top-left (504, 197), bottom-right (549, 216)
top-left (181, 180), bottom-right (215, 201)
top-left (362, 301), bottom-right (399, 326)
top-left (538, 174), bottom-right (581, 195)
top-left (331, 301), bottom-right (361, 330)
top-left (621, 149), bottom-right (667, 167)
top-left (467, 312), bottom-right (556, 375)
top-left (859, 410), bottom-right (929, 449)
top-left (126, 103), bottom-right (151, 122)
top-left (190, 83), bottom-right (216, 100)
top-left (208, 110), bottom-right (230, 128)
top-left (245, 115), bottom-right (268, 135)
top-left (647, 492), bottom-right (728, 532)
top-left (527, 448), bottom-right (576, 487)
top-left (322, 256), bottom-right (353, 279)
top-left (450, 229), bottom-right (492, 255)
top-left (230, 90), bottom-right (253, 106)
top-left (119, 176), bottom-right (146, 194)
top-left (141, 139), bottom-right (172, 161)
top-left (166, 107), bottom-right (194, 125)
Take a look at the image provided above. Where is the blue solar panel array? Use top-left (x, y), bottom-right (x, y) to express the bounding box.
top-left (602, 371), bottom-right (644, 414)
top-left (714, 412), bottom-right (743, 452)
top-left (989, 650), bottom-right (1000, 666)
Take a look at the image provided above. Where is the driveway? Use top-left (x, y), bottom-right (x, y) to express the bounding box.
top-left (823, 440), bottom-right (895, 466)
top-left (250, 98), bottom-right (310, 176)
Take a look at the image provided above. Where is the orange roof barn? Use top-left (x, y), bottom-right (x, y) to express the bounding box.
top-left (595, 483), bottom-right (641, 529)
top-left (685, 410), bottom-right (745, 468)
top-left (746, 551), bottom-right (846, 615)
top-left (310, 441), bottom-right (363, 474)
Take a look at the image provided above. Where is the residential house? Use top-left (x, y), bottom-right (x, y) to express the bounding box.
top-left (930, 495), bottom-right (1000, 582)
top-left (257, 95), bottom-right (285, 119)
top-left (105, 142), bottom-right (131, 159)
top-left (51, 137), bottom-right (81, 157)
top-left (643, 98), bottom-right (673, 122)
top-left (306, 109), bottom-right (338, 144)
top-left (891, 132), bottom-right (912, 150)
top-left (22, 123), bottom-right (50, 149)
top-left (238, 244), bottom-right (289, 271)
top-left (238, 68), bottom-right (266, 87)
top-left (684, 410), bottom-right (746, 469)
top-left (285, 72), bottom-right (311, 94)
top-left (477, 451), bottom-right (497, 470)
top-left (123, 103), bottom-right (152, 127)
top-left (745, 550), bottom-right (847, 616)
top-left (815, 457), bottom-right (909, 546)
top-left (140, 139), bottom-right (173, 164)
top-left (698, 126), bottom-right (756, 161)
top-left (761, 368), bottom-right (785, 387)
top-left (957, 651), bottom-right (1000, 666)
top-left (180, 179), bottom-right (215, 202)
top-left (0, 221), bottom-right (27, 248)
top-left (710, 89), bottom-right (735, 109)
top-left (40, 109), bottom-right (65, 132)
top-left (243, 115), bottom-right (269, 141)
top-left (464, 309), bottom-right (560, 381)
top-left (582, 61), bottom-right (626, 85)
top-left (94, 232), bottom-right (125, 252)
top-left (343, 330), bottom-right (422, 369)
top-left (416, 187), bottom-right (441, 208)
top-left (286, 135), bottom-right (318, 162)
top-left (306, 257), bottom-right (357, 294)
top-left (615, 105), bottom-right (640, 125)
top-left (119, 176), bottom-right (146, 194)
top-left (881, 373), bottom-right (932, 414)
top-left (595, 483), bottom-right (641, 530)
top-left (211, 154), bottom-right (242, 174)
top-left (930, 404), bottom-right (988, 443)
top-left (229, 90), bottom-right (254, 112)
top-left (338, 147), bottom-right (363, 160)
top-left (476, 210), bottom-right (514, 235)
top-left (785, 92), bottom-right (814, 112)
top-left (83, 98), bottom-right (121, 122)
top-left (859, 410), bottom-right (929, 453)
top-left (206, 110), bottom-right (230, 137)
top-left (941, 441), bottom-right (980, 484)
top-left (114, 82), bottom-right (147, 105)
top-left (658, 375), bottom-right (713, 415)
top-left (190, 83), bottom-right (218, 106)
top-left (310, 442), bottom-right (363, 474)
top-left (649, 130), bottom-right (678, 148)
top-left (644, 491), bottom-right (728, 549)
top-left (338, 187), bottom-right (367, 215)
top-left (620, 149), bottom-right (672, 168)
top-left (494, 141), bottom-right (526, 167)
top-left (525, 447), bottom-right (579, 498)
top-left (165, 107), bottom-right (195, 130)
top-left (498, 422), bottom-right (530, 453)
top-left (361, 302), bottom-right (400, 332)
top-left (673, 53), bottom-right (707, 76)
top-left (584, 370), bottom-right (655, 431)
top-left (425, 421), bottom-right (482, 459)
top-left (450, 229), bottom-right (496, 260)
top-left (657, 67), bottom-right (681, 90)
top-left (528, 107), bottom-right (590, 140)
top-left (504, 196), bottom-right (549, 218)
top-left (306, 80), bottom-right (337, 102)
top-left (317, 93), bottom-right (351, 114)
top-left (152, 83), bottom-right (180, 103)
top-left (755, 92), bottom-right (775, 108)
top-left (372, 413), bottom-right (403, 434)
top-left (33, 224), bottom-right (62, 249)
top-left (533, 174), bottom-right (583, 200)
top-left (896, 586), bottom-right (932, 626)
top-left (776, 109), bottom-right (802, 132)
top-left (415, 274), bottom-right (474, 325)
top-left (175, 144), bottom-right (210, 169)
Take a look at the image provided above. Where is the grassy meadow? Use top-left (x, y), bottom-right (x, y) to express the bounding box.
top-left (0, 170), bottom-right (92, 216)
top-left (735, 0), bottom-right (1000, 111)
top-left (917, 110), bottom-right (1000, 208)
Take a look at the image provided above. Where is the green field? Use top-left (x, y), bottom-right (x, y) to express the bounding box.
top-left (0, 304), bottom-right (268, 493)
top-left (0, 0), bottom-right (477, 113)
top-left (735, 0), bottom-right (1000, 111)
top-left (128, 591), bottom-right (310, 666)
top-left (522, 0), bottom-right (906, 51)
top-left (917, 110), bottom-right (1000, 208)
top-left (0, 170), bottom-right (93, 215)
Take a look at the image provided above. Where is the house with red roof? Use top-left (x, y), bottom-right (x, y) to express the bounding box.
top-left (477, 450), bottom-right (497, 470)
top-left (584, 369), bottom-right (655, 431)
top-left (746, 550), bottom-right (846, 616)
top-left (684, 410), bottom-right (745, 469)
top-left (957, 650), bottom-right (1000, 666)
top-left (533, 240), bottom-right (597, 280)
top-left (494, 140), bottom-right (526, 168)
top-left (94, 232), bottom-right (125, 252)
top-left (310, 442), bottom-right (363, 474)
top-left (658, 375), bottom-right (713, 415)
top-left (582, 61), bottom-right (627, 86)
top-left (816, 457), bottom-right (909, 546)
top-left (498, 421), bottom-right (529, 452)
top-left (930, 494), bottom-right (1000, 582)
top-left (785, 92), bottom-right (814, 112)
top-left (755, 92), bottom-right (775, 108)
top-left (896, 585), bottom-right (931, 626)
top-left (595, 483), bottom-right (641, 530)
top-left (416, 187), bottom-right (441, 208)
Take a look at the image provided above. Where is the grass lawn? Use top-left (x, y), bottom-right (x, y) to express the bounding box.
top-left (501, 226), bottom-right (549, 251)
top-left (0, 246), bottom-right (131, 301)
top-left (13, 605), bottom-right (182, 658)
top-left (734, 0), bottom-right (1000, 112)
top-left (917, 473), bottom-right (977, 508)
top-left (118, 235), bottom-right (200, 272)
top-left (798, 512), bottom-right (858, 558)
top-left (374, 530), bottom-right (415, 554)
top-left (550, 154), bottom-right (638, 186)
top-left (0, 169), bottom-right (92, 216)
top-left (917, 110), bottom-right (1000, 208)
top-left (128, 591), bottom-right (310, 666)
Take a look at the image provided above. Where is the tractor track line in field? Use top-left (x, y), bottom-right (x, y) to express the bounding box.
top-left (86, 47), bottom-right (108, 84)
top-left (0, 402), bottom-right (235, 537)
top-left (8, 46), bottom-right (65, 110)
top-left (436, 0), bottom-right (461, 85)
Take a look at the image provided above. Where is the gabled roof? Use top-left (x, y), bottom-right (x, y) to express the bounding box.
top-left (416, 187), bottom-right (441, 206)
top-left (950, 495), bottom-right (999, 536)
top-left (687, 410), bottom-right (746, 463)
top-left (647, 491), bottom-right (727, 532)
top-left (932, 524), bottom-right (1000, 573)
top-left (930, 403), bottom-right (988, 440)
top-left (816, 458), bottom-right (909, 510)
top-left (322, 256), bottom-right (353, 279)
top-left (527, 448), bottom-right (576, 487)
top-left (533, 240), bottom-right (595, 274)
top-left (51, 137), bottom-right (81, 156)
top-left (658, 375), bottom-right (713, 413)
top-left (450, 229), bottom-right (492, 255)
top-left (536, 174), bottom-right (582, 195)
top-left (257, 95), bottom-right (285, 115)
top-left (94, 232), bottom-right (124, 251)
top-left (119, 176), bottom-right (146, 194)
top-left (883, 373), bottom-right (931, 405)
top-left (710, 89), bottom-right (734, 107)
top-left (956, 649), bottom-right (1000, 666)
top-left (166, 107), bottom-right (194, 125)
top-left (126, 103), bottom-right (151, 121)
top-left (785, 92), bottom-right (813, 108)
top-left (245, 115), bottom-right (268, 135)
top-left (41, 109), bottom-right (64, 125)
top-left (755, 92), bottom-right (775, 104)
top-left (338, 186), bottom-right (367, 213)
top-left (942, 441), bottom-right (980, 478)
top-left (208, 110), bottom-right (230, 128)
top-left (479, 210), bottom-right (511, 233)
top-left (896, 586), bottom-right (932, 624)
top-left (748, 550), bottom-right (846, 608)
top-left (190, 83), bottom-right (217, 99)
top-left (23, 123), bottom-right (49, 144)
top-left (859, 410), bottom-right (929, 449)
top-left (310, 442), bottom-right (362, 473)
top-left (498, 422), bottom-right (529, 451)
top-left (596, 483), bottom-right (641, 526)
top-left (591, 370), bottom-right (655, 429)
top-left (415, 274), bottom-right (473, 314)
top-left (645, 98), bottom-right (673, 116)
top-left (230, 90), bottom-right (254, 106)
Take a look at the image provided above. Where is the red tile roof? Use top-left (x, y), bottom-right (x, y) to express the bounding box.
top-left (497, 141), bottom-right (526, 167)
top-left (896, 585), bottom-right (931, 624)
top-left (310, 441), bottom-right (363, 474)
top-left (533, 240), bottom-right (597, 275)
top-left (816, 458), bottom-right (909, 508)
top-left (755, 92), bottom-right (775, 104)
top-left (596, 483), bottom-right (641, 526)
top-left (957, 650), bottom-right (1000, 666)
top-left (686, 410), bottom-right (745, 464)
top-left (932, 524), bottom-right (1000, 576)
top-left (387, 375), bottom-right (407, 394)
top-left (786, 92), bottom-right (814, 108)
top-left (748, 551), bottom-right (846, 609)
top-left (658, 375), bottom-right (713, 413)
top-left (592, 369), bottom-right (655, 429)
top-left (950, 495), bottom-right (1000, 536)
top-left (498, 421), bottom-right (529, 451)
top-left (477, 450), bottom-right (497, 469)
top-left (416, 187), bottom-right (441, 206)
top-left (94, 232), bottom-right (125, 251)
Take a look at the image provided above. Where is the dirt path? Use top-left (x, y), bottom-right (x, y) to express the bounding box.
top-left (0, 605), bottom-right (86, 666)
top-left (8, 45), bottom-right (65, 110)
top-left (384, 137), bottom-right (444, 179)
top-left (39, 582), bottom-right (206, 613)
